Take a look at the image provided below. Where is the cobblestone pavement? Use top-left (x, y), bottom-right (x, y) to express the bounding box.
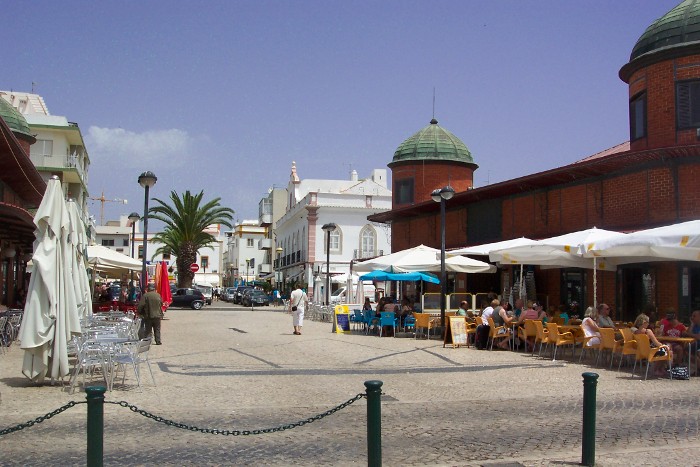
top-left (1, 304), bottom-right (699, 466)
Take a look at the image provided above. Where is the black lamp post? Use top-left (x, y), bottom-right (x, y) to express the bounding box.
top-left (138, 171), bottom-right (157, 291)
top-left (431, 186), bottom-right (455, 330)
top-left (128, 212), bottom-right (140, 297)
top-left (246, 259), bottom-right (251, 285)
top-left (321, 223), bottom-right (337, 306)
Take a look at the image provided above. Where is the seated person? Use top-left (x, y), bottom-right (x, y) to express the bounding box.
top-left (515, 300), bottom-right (539, 325)
top-left (398, 298), bottom-right (413, 326)
top-left (631, 313), bottom-right (672, 373)
top-left (513, 298), bottom-right (524, 319)
top-left (456, 300), bottom-right (469, 317)
top-left (362, 297), bottom-right (373, 311)
top-left (596, 303), bottom-right (616, 329)
top-left (659, 311), bottom-right (687, 365)
top-left (580, 306), bottom-right (601, 347)
top-left (685, 310), bottom-right (700, 375)
top-left (491, 300), bottom-right (515, 350)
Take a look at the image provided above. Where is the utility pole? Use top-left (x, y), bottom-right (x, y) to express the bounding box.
top-left (89, 191), bottom-right (127, 225)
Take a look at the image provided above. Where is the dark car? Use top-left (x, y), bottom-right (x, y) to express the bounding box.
top-left (242, 289), bottom-right (270, 307)
top-left (234, 286), bottom-right (253, 304)
top-left (170, 288), bottom-right (206, 310)
top-left (223, 287), bottom-right (237, 302)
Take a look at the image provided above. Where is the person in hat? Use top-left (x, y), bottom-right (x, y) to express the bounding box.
top-left (137, 282), bottom-right (163, 345)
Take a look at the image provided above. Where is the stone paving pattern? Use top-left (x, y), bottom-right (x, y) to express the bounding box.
top-left (1, 303), bottom-right (699, 466)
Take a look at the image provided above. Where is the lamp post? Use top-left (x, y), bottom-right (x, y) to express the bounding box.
top-left (246, 259), bottom-right (251, 285)
top-left (431, 186), bottom-right (455, 331)
top-left (128, 212), bottom-right (140, 298)
top-left (275, 246), bottom-right (283, 287)
top-left (138, 171), bottom-right (157, 291)
top-left (321, 223), bottom-right (337, 306)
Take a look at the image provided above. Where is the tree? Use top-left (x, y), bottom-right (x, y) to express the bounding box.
top-left (149, 190), bottom-right (234, 288)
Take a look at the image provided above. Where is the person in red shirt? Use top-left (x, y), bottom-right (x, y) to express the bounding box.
top-left (659, 311), bottom-right (687, 365)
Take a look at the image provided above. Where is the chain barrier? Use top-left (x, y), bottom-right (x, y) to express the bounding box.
top-left (105, 393), bottom-right (366, 435)
top-left (0, 400), bottom-right (87, 436)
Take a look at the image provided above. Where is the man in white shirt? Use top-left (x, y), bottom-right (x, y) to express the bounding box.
top-left (481, 300), bottom-right (496, 324)
top-left (476, 299), bottom-right (498, 349)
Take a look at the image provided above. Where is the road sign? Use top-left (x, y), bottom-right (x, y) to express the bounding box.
top-left (190, 263), bottom-right (200, 273)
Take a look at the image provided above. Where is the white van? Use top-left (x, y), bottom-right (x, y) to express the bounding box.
top-left (193, 283), bottom-right (213, 305)
top-left (330, 283), bottom-right (376, 304)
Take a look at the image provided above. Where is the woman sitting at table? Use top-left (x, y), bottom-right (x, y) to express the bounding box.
top-left (398, 298), bottom-right (413, 326)
top-left (581, 307), bottom-right (601, 347)
top-left (631, 313), bottom-right (672, 372)
top-left (362, 297), bottom-right (373, 311)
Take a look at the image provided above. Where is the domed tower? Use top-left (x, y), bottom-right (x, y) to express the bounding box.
top-left (388, 118), bottom-right (477, 209)
top-left (0, 97), bottom-right (35, 154)
top-left (619, 0), bottom-right (700, 151)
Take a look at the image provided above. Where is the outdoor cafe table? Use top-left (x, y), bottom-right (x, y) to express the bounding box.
top-left (658, 336), bottom-right (696, 373)
top-left (84, 336), bottom-right (139, 391)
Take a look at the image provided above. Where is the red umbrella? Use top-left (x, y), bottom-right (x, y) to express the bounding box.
top-left (157, 261), bottom-right (172, 311)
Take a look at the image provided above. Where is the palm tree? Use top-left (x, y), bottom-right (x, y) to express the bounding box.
top-left (149, 190), bottom-right (234, 288)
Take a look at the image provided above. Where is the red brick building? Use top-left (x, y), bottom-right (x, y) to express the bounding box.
top-left (370, 0), bottom-right (700, 322)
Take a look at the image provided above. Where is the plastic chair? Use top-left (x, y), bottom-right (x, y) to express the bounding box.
top-left (632, 333), bottom-right (672, 380)
top-left (533, 320), bottom-right (549, 356)
top-left (403, 315), bottom-right (416, 333)
top-left (518, 320), bottom-right (537, 353)
top-left (413, 313), bottom-right (435, 340)
top-left (595, 328), bottom-right (620, 367)
top-left (378, 312), bottom-right (397, 337)
top-left (613, 327), bottom-right (638, 371)
top-left (487, 317), bottom-right (511, 351)
top-left (544, 323), bottom-right (575, 361)
top-left (578, 327), bottom-right (602, 363)
top-left (362, 310), bottom-right (375, 334)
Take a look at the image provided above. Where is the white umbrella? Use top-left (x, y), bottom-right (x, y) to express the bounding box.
top-left (345, 275), bottom-right (355, 304)
top-left (581, 220), bottom-right (700, 262)
top-left (448, 237), bottom-right (537, 256)
top-left (313, 275), bottom-right (324, 304)
top-left (20, 177), bottom-right (82, 382)
top-left (354, 244), bottom-right (495, 274)
top-left (67, 200), bottom-right (92, 319)
top-left (355, 280), bottom-right (365, 305)
top-left (86, 244), bottom-right (142, 272)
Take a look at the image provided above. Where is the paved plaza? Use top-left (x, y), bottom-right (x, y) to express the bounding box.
top-left (1, 304), bottom-right (699, 466)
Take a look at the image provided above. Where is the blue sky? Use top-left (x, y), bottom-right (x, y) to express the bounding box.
top-left (2, 0), bottom-right (679, 224)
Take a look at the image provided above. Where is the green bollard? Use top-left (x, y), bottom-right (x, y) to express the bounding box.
top-left (581, 372), bottom-right (599, 467)
top-left (86, 386), bottom-right (106, 467)
top-left (365, 380), bottom-right (383, 467)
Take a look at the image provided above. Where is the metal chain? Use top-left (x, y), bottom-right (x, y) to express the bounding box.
top-left (106, 393), bottom-right (366, 435)
top-left (0, 400), bottom-right (86, 436)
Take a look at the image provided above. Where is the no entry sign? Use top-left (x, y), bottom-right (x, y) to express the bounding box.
top-left (190, 263), bottom-right (200, 273)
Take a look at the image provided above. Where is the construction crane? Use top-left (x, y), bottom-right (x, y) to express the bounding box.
top-left (89, 191), bottom-right (127, 225)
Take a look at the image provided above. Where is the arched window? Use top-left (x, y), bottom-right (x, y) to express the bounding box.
top-left (359, 225), bottom-right (376, 259)
top-left (324, 226), bottom-right (342, 254)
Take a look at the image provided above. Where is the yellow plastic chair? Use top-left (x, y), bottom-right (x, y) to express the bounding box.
top-left (578, 326), bottom-right (602, 363)
top-left (533, 320), bottom-right (549, 356)
top-left (518, 320), bottom-right (537, 353)
top-left (545, 323), bottom-right (576, 361)
top-left (487, 317), bottom-right (511, 351)
top-left (595, 328), bottom-right (621, 367)
top-left (632, 333), bottom-right (672, 380)
top-left (613, 328), bottom-right (638, 371)
top-left (413, 313), bottom-right (435, 340)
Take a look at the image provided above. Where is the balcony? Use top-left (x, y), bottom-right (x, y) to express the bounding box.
top-left (258, 238), bottom-right (272, 250)
top-left (29, 153), bottom-right (88, 185)
top-left (354, 249), bottom-right (383, 260)
top-left (258, 263), bottom-right (272, 274)
top-left (259, 213), bottom-right (272, 226)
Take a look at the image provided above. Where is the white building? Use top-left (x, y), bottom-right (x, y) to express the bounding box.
top-left (226, 220), bottom-right (268, 285)
top-left (275, 162), bottom-right (392, 297)
top-left (0, 91), bottom-right (91, 227)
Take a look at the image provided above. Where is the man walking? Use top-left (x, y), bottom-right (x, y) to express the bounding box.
top-left (138, 282), bottom-right (164, 345)
top-left (289, 283), bottom-right (308, 335)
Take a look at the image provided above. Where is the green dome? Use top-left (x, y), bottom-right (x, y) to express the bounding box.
top-left (390, 118), bottom-right (476, 167)
top-left (0, 98), bottom-right (34, 143)
top-left (630, 0), bottom-right (700, 61)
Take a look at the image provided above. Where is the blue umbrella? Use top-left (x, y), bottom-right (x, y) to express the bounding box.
top-left (359, 269), bottom-right (439, 284)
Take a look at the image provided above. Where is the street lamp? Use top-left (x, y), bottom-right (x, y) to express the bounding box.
top-left (275, 246), bottom-right (283, 286)
top-left (138, 171), bottom-right (157, 290)
top-left (246, 259), bottom-right (251, 285)
top-left (128, 212), bottom-right (140, 298)
top-left (321, 223), bottom-right (337, 306)
top-left (431, 185), bottom-right (455, 331)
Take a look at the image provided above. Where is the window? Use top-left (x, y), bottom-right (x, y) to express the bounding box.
top-left (395, 178), bottom-right (414, 205)
top-left (676, 80), bottom-right (700, 129)
top-left (247, 238), bottom-right (254, 247)
top-left (359, 225), bottom-right (376, 258)
top-left (138, 246), bottom-right (144, 259)
top-left (162, 248), bottom-right (171, 260)
top-left (326, 228), bottom-right (341, 253)
top-left (30, 139), bottom-right (53, 157)
top-left (630, 91), bottom-right (647, 141)
top-left (201, 256), bottom-right (209, 269)
top-left (101, 239), bottom-right (115, 247)
top-left (122, 239), bottom-right (129, 247)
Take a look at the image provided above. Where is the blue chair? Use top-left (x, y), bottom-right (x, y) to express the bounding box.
top-left (378, 312), bottom-right (397, 337)
top-left (362, 310), bottom-right (375, 334)
top-left (350, 309), bottom-right (363, 332)
top-left (403, 315), bottom-right (416, 333)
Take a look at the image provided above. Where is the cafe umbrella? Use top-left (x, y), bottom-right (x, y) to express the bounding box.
top-left (20, 177), bottom-right (82, 382)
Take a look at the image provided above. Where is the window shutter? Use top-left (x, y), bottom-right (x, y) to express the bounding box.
top-left (677, 81), bottom-right (692, 129)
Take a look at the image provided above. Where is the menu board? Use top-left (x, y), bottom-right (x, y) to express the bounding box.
top-left (334, 306), bottom-right (351, 334)
top-left (444, 316), bottom-right (468, 348)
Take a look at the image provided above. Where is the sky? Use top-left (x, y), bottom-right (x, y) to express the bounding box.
top-left (1, 0), bottom-right (680, 225)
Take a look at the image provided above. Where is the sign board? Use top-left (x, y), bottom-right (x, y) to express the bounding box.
top-left (444, 316), bottom-right (468, 348)
top-left (333, 305), bottom-right (352, 334)
top-left (190, 263), bottom-right (200, 273)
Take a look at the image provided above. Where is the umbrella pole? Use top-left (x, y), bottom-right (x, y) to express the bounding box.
top-left (593, 257), bottom-right (597, 309)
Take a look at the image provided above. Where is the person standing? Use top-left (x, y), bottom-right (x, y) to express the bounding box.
top-left (289, 283), bottom-right (308, 335)
top-left (138, 283), bottom-right (164, 345)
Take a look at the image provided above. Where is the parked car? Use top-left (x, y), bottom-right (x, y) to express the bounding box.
top-left (234, 286), bottom-right (253, 304)
top-left (223, 287), bottom-right (237, 302)
top-left (193, 283), bottom-right (213, 305)
top-left (170, 288), bottom-right (206, 310)
top-left (242, 289), bottom-right (270, 307)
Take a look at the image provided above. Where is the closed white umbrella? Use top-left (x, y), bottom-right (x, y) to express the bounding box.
top-left (20, 177), bottom-right (82, 382)
top-left (345, 275), bottom-right (355, 304)
top-left (67, 200), bottom-right (92, 319)
top-left (313, 275), bottom-right (324, 304)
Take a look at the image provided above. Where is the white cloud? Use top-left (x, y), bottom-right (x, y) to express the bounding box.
top-left (86, 126), bottom-right (193, 168)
